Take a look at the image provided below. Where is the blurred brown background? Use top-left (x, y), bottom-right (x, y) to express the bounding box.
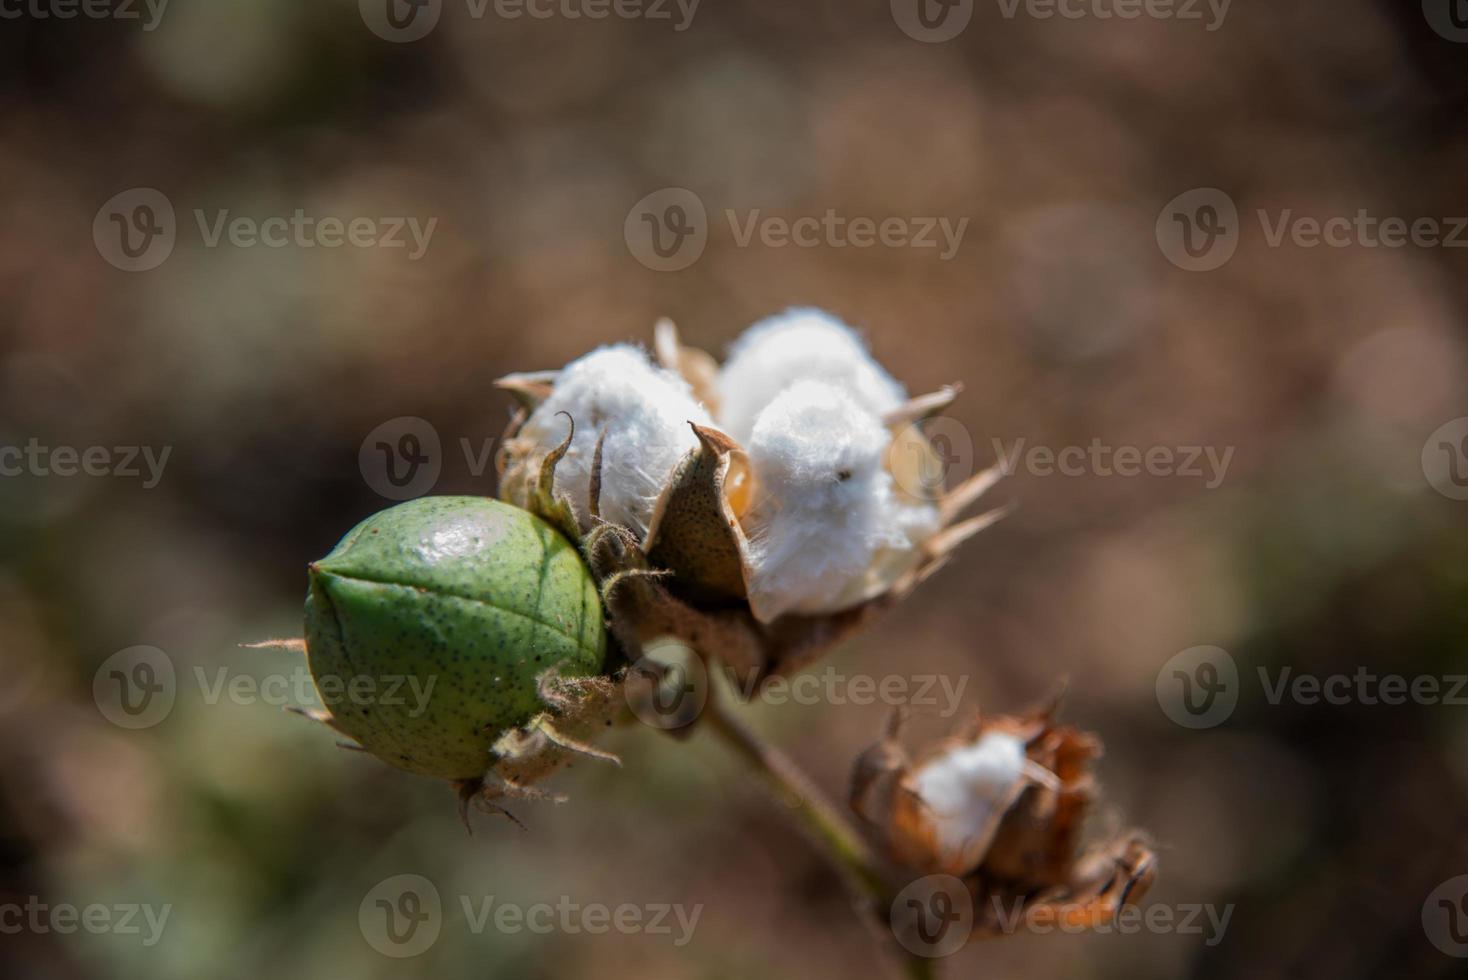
top-left (3, 1), bottom-right (1468, 977)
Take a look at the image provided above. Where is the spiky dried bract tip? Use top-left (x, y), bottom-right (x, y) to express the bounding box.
top-left (851, 701), bottom-right (1156, 944)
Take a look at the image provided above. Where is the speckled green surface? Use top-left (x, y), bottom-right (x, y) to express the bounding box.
top-left (304, 496), bottom-right (605, 780)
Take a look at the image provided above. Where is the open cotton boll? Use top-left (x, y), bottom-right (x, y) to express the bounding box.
top-left (519, 344), bottom-right (713, 538)
top-left (741, 380), bottom-right (910, 621)
top-left (908, 731), bottom-right (1034, 875)
top-left (716, 308), bottom-right (908, 445)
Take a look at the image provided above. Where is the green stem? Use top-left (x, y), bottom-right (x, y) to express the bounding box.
top-left (701, 692), bottom-right (936, 980)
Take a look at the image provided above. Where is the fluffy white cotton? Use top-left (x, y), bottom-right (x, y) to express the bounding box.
top-left (910, 731), bottom-right (1030, 873)
top-left (741, 380), bottom-right (910, 621)
top-left (519, 344), bottom-right (713, 538)
top-left (716, 308), bottom-right (907, 445)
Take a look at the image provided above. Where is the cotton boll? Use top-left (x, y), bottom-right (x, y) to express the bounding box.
top-left (742, 380), bottom-right (910, 620)
top-left (717, 308), bottom-right (907, 444)
top-left (519, 345), bottom-right (713, 538)
top-left (908, 731), bottom-right (1032, 874)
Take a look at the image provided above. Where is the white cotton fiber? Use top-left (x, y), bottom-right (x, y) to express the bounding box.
top-left (741, 380), bottom-right (910, 621)
top-left (518, 344), bottom-right (713, 538)
top-left (716, 308), bottom-right (907, 445)
top-left (909, 731), bottom-right (1030, 873)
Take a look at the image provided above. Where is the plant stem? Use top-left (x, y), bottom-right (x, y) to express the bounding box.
top-left (702, 692), bottom-right (887, 898)
top-left (701, 690), bottom-right (935, 979)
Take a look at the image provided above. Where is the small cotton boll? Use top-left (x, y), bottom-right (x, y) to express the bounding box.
top-left (742, 380), bottom-right (909, 620)
top-left (519, 344), bottom-right (713, 538)
top-left (909, 731), bottom-right (1032, 874)
top-left (717, 308), bottom-right (907, 445)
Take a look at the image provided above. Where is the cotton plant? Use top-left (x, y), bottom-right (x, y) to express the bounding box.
top-left (851, 700), bottom-right (1156, 946)
top-left (270, 308), bottom-right (1154, 977)
top-left (492, 309), bottom-right (1002, 686)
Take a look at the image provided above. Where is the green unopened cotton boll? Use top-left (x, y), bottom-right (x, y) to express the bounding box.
top-left (303, 496), bottom-right (606, 780)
